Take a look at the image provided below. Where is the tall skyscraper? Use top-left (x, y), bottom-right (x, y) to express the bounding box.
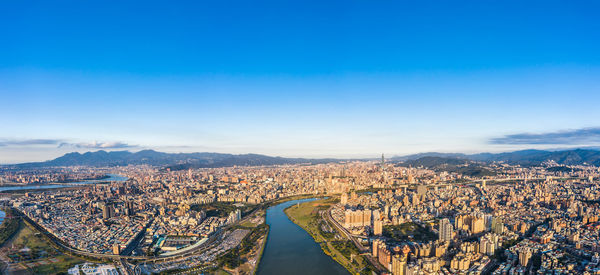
top-left (381, 153), bottom-right (386, 182)
top-left (439, 218), bottom-right (453, 242)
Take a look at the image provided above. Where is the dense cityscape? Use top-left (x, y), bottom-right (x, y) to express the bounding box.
top-left (3, 1), bottom-right (599, 274)
top-left (1, 154), bottom-right (599, 274)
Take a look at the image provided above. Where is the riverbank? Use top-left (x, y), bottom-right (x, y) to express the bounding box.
top-left (0, 174), bottom-right (127, 193)
top-left (257, 198), bottom-right (347, 275)
top-left (252, 224), bottom-right (268, 275)
top-left (284, 198), bottom-right (375, 275)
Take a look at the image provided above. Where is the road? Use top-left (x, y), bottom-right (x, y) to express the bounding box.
top-left (322, 206), bottom-right (387, 273)
top-left (14, 205), bottom-right (261, 263)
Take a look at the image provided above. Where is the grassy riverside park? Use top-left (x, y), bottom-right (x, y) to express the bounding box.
top-left (284, 197), bottom-right (375, 275)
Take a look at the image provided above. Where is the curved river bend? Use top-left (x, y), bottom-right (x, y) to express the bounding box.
top-left (256, 198), bottom-right (349, 275)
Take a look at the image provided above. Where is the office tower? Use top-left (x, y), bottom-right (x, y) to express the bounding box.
top-left (439, 218), bottom-right (453, 242)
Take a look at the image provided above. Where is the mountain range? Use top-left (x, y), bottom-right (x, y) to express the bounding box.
top-left (5, 148), bottom-right (600, 169)
top-left (9, 150), bottom-right (341, 170)
top-left (392, 149), bottom-right (600, 166)
top-left (396, 156), bottom-right (497, 177)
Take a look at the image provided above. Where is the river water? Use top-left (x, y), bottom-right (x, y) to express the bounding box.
top-left (256, 198), bottom-right (349, 275)
top-left (0, 174), bottom-right (128, 192)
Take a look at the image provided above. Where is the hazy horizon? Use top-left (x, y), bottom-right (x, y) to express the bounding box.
top-left (3, 145), bottom-right (600, 165)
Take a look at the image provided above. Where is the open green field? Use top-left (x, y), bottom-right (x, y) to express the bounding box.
top-left (383, 222), bottom-right (437, 243)
top-left (0, 209), bottom-right (22, 247)
top-left (190, 202), bottom-right (257, 218)
top-left (284, 198), bottom-right (334, 242)
top-left (8, 222), bottom-right (85, 274)
top-left (285, 198), bottom-right (375, 275)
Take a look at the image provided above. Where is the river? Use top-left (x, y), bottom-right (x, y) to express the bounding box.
top-left (0, 174), bottom-right (128, 192)
top-left (256, 198), bottom-right (349, 275)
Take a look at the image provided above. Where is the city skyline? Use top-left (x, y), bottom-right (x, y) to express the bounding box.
top-left (2, 1), bottom-right (600, 163)
top-left (2, 2), bottom-right (600, 274)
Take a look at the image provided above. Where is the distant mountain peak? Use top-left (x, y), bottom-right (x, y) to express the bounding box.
top-left (10, 150), bottom-right (342, 169)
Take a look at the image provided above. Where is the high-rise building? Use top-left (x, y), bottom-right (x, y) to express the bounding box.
top-left (102, 203), bottom-right (115, 220)
top-left (519, 248), bottom-right (532, 267)
top-left (471, 216), bottom-right (485, 234)
top-left (439, 218), bottom-right (453, 242)
top-left (227, 209), bottom-right (242, 224)
top-left (363, 209), bottom-right (372, 227)
top-left (112, 243), bottom-right (120, 255)
top-left (391, 254), bottom-right (407, 275)
top-left (455, 215), bottom-right (465, 230)
top-left (380, 153), bottom-right (387, 183)
top-left (235, 209), bottom-right (242, 221)
top-left (492, 217), bottom-right (505, 234)
top-left (416, 185), bottom-right (427, 199)
top-left (378, 245), bottom-right (391, 270)
top-left (479, 233), bottom-right (499, 256)
top-left (374, 218), bottom-right (383, 236)
top-left (372, 239), bottom-right (381, 257)
top-left (340, 192), bottom-right (349, 205)
top-left (345, 209), bottom-right (370, 228)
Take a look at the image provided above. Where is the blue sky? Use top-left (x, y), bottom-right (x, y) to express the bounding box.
top-left (1, 0), bottom-right (600, 163)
